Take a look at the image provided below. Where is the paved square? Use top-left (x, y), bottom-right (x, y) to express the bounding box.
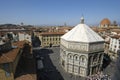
top-left (36, 47), bottom-right (85, 80)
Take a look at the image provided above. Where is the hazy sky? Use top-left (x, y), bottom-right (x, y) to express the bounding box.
top-left (0, 0), bottom-right (120, 26)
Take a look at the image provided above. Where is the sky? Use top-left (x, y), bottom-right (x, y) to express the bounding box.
top-left (0, 0), bottom-right (120, 26)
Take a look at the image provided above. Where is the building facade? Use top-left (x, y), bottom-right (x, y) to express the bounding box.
top-left (39, 32), bottom-right (65, 47)
top-left (60, 18), bottom-right (104, 77)
top-left (109, 35), bottom-right (120, 59)
top-left (18, 32), bottom-right (32, 43)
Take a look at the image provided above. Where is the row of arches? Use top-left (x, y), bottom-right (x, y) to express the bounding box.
top-left (60, 48), bottom-right (103, 67)
top-left (89, 53), bottom-right (103, 65)
top-left (67, 54), bottom-right (87, 66)
top-left (60, 48), bottom-right (103, 76)
top-left (60, 49), bottom-right (87, 66)
top-left (67, 53), bottom-right (87, 62)
top-left (60, 48), bottom-right (87, 61)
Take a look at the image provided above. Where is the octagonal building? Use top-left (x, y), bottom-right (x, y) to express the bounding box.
top-left (60, 17), bottom-right (104, 77)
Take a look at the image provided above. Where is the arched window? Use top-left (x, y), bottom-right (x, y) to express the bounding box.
top-left (80, 55), bottom-right (87, 66)
top-left (75, 56), bottom-right (78, 60)
top-left (67, 53), bottom-right (73, 64)
top-left (89, 56), bottom-right (93, 65)
top-left (98, 54), bottom-right (103, 63)
top-left (81, 57), bottom-right (85, 62)
top-left (73, 54), bottom-right (79, 61)
top-left (67, 53), bottom-right (73, 59)
top-left (73, 54), bottom-right (79, 65)
top-left (69, 55), bottom-right (72, 59)
top-left (93, 55), bottom-right (97, 62)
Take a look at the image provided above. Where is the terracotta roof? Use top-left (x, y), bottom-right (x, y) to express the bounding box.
top-left (100, 18), bottom-right (111, 25)
top-left (12, 41), bottom-right (25, 48)
top-left (97, 29), bottom-right (107, 32)
top-left (106, 41), bottom-right (110, 44)
top-left (91, 27), bottom-right (99, 32)
top-left (60, 26), bottom-right (72, 28)
top-left (15, 74), bottom-right (36, 80)
top-left (18, 31), bottom-right (32, 35)
top-left (111, 35), bottom-right (120, 39)
top-left (0, 41), bottom-right (25, 64)
top-left (0, 32), bottom-right (6, 36)
top-left (39, 32), bottom-right (65, 36)
top-left (111, 29), bottom-right (120, 34)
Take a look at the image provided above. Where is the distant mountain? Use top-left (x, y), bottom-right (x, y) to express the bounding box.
top-left (0, 24), bottom-right (17, 27)
top-left (0, 24), bottom-right (34, 29)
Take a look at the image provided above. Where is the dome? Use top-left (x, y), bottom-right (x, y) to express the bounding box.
top-left (100, 18), bottom-right (111, 26)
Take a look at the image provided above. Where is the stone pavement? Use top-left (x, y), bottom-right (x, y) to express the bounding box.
top-left (36, 47), bottom-right (85, 80)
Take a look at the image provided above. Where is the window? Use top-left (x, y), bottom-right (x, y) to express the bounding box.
top-left (93, 54), bottom-right (98, 61)
top-left (75, 56), bottom-right (78, 60)
top-left (43, 38), bottom-right (45, 41)
top-left (81, 57), bottom-right (85, 62)
top-left (74, 55), bottom-right (79, 60)
top-left (80, 56), bottom-right (86, 66)
top-left (111, 44), bottom-right (112, 47)
top-left (69, 55), bottom-right (72, 59)
top-left (68, 53), bottom-right (72, 59)
top-left (114, 49), bottom-right (116, 52)
top-left (4, 63), bottom-right (11, 77)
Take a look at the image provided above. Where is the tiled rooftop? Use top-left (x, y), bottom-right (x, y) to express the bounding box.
top-left (0, 41), bottom-right (25, 64)
top-left (111, 35), bottom-right (120, 39)
top-left (15, 74), bottom-right (36, 80)
top-left (39, 32), bottom-right (65, 36)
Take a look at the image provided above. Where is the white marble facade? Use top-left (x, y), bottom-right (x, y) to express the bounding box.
top-left (60, 40), bottom-right (104, 77)
top-left (60, 18), bottom-right (104, 77)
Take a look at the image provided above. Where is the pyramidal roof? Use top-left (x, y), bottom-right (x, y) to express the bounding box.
top-left (61, 18), bottom-right (104, 43)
